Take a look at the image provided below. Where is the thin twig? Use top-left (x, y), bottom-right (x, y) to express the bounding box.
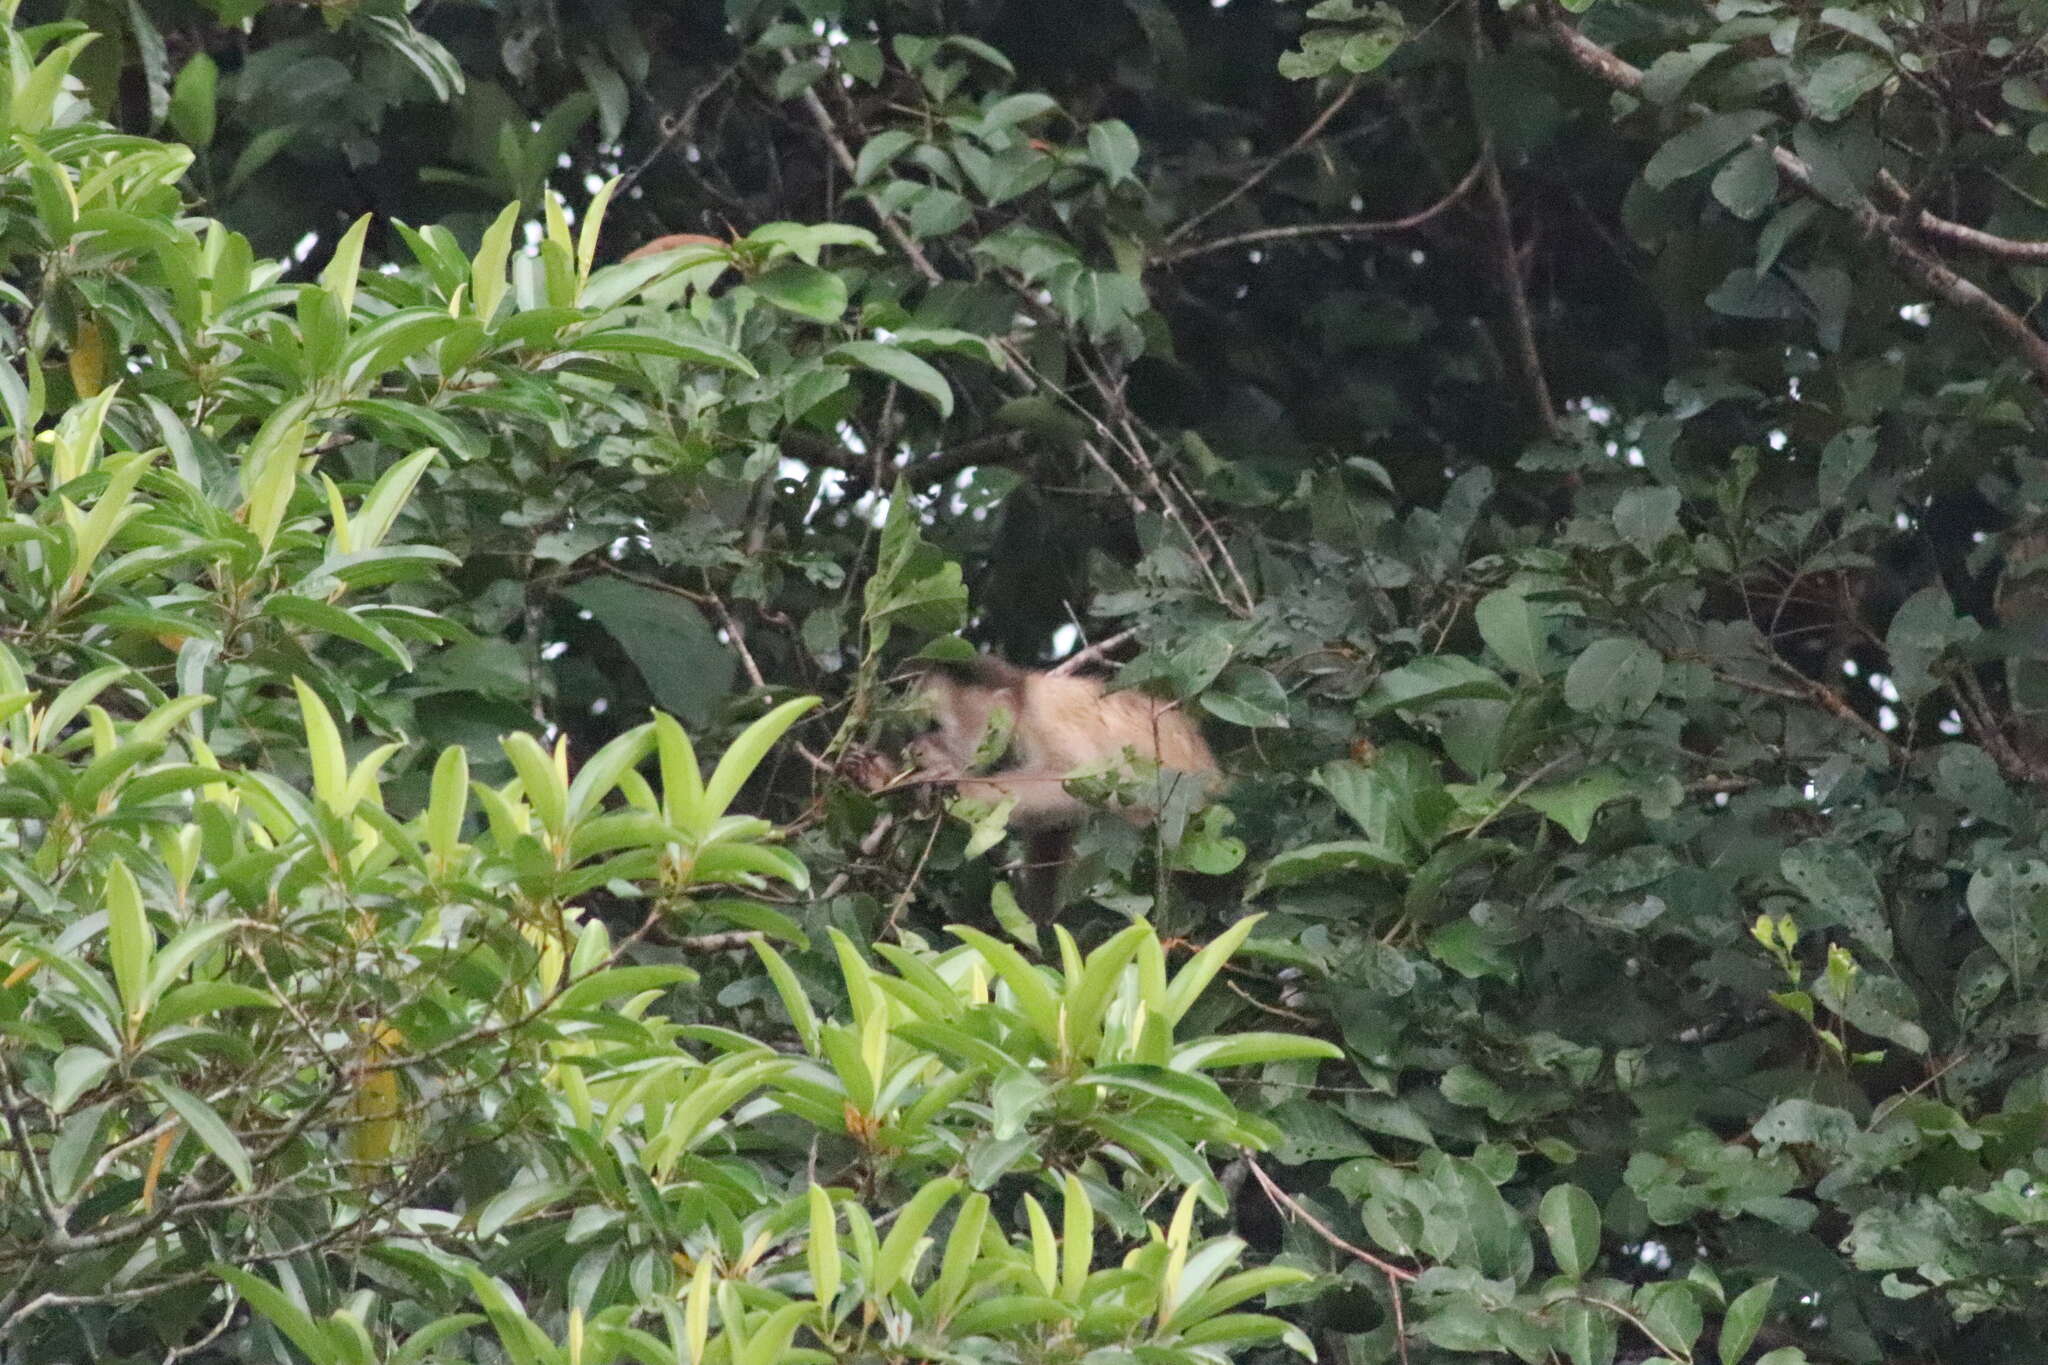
top-left (1156, 159), bottom-right (1485, 265)
top-left (1051, 628), bottom-right (1137, 675)
top-left (1576, 1295), bottom-right (1687, 1361)
top-left (799, 85), bottom-right (944, 286)
top-left (697, 574), bottom-right (836, 777)
top-left (1166, 76), bottom-right (1365, 246)
top-left (1470, 1), bottom-right (1558, 437)
top-left (1710, 665), bottom-right (1909, 765)
top-left (1245, 1157), bottom-right (1417, 1283)
top-left (617, 63), bottom-right (742, 197)
top-left (1245, 1157), bottom-right (1415, 1365)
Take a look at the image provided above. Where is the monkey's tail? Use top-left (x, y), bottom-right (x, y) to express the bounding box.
top-left (1018, 829), bottom-right (1072, 924)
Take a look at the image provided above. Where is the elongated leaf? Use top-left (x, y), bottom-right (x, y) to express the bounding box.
top-left (697, 696), bottom-right (819, 834)
top-left (829, 341), bottom-right (954, 417)
top-left (103, 859), bottom-right (149, 1026)
top-left (146, 1079), bottom-right (252, 1189)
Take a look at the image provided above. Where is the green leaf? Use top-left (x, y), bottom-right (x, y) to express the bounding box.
top-left (266, 595), bottom-right (413, 670)
top-left (754, 261), bottom-right (847, 322)
top-left (1799, 51), bottom-right (1890, 121)
top-left (1521, 768), bottom-right (1630, 844)
top-left (554, 964), bottom-right (696, 1011)
top-left (560, 577), bottom-right (735, 729)
top-left (873, 1176), bottom-right (960, 1299)
top-left (1965, 860), bottom-right (2048, 978)
top-left (1819, 7), bottom-right (1893, 52)
top-left (103, 859), bottom-right (150, 1025)
top-left (828, 341), bottom-right (954, 417)
top-left (1083, 1063), bottom-right (1238, 1123)
top-left (1782, 840), bottom-right (1894, 961)
top-left (1363, 656), bottom-right (1514, 714)
top-left (1644, 110), bottom-right (1777, 189)
top-left (1563, 638), bottom-right (1664, 719)
top-left (1199, 664), bottom-right (1290, 728)
top-left (571, 327), bottom-right (758, 376)
top-left (1885, 586), bottom-right (1977, 702)
top-left (985, 92), bottom-right (1059, 127)
top-left (1712, 142), bottom-right (1779, 220)
top-left (470, 201), bottom-right (521, 326)
top-left (147, 1079), bottom-right (253, 1189)
top-left (1614, 486), bottom-right (1681, 554)
top-left (1087, 119), bottom-right (1141, 184)
top-left (698, 696), bottom-right (819, 829)
top-left (1641, 41), bottom-right (1731, 104)
top-left (1474, 588), bottom-right (1555, 680)
top-left (1817, 426), bottom-right (1876, 504)
top-left (855, 130), bottom-right (917, 184)
top-left (168, 52), bottom-right (217, 146)
top-left (1252, 840), bottom-right (1407, 892)
top-left (213, 1266), bottom-right (334, 1363)
top-left (1539, 1183), bottom-right (1601, 1279)
top-left (1721, 1279), bottom-right (1777, 1364)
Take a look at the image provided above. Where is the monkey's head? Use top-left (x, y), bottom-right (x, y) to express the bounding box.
top-left (902, 655), bottom-right (1027, 776)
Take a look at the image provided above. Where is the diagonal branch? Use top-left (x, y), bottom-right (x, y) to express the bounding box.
top-left (1876, 170), bottom-right (2048, 266)
top-left (1529, 5), bottom-right (2048, 386)
top-left (1166, 75), bottom-right (1366, 246)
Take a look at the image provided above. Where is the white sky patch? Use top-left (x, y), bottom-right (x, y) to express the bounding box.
top-left (1051, 623), bottom-right (1082, 657)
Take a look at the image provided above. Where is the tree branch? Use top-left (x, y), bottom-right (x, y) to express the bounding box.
top-left (1165, 75), bottom-right (1366, 246)
top-left (1050, 627), bottom-right (1137, 675)
top-left (782, 429), bottom-right (1027, 489)
top-left (1876, 170), bottom-right (2048, 266)
top-left (1471, 2), bottom-right (1559, 436)
top-left (1529, 5), bottom-right (2048, 387)
top-left (1156, 158), bottom-right (1485, 266)
top-left (798, 84), bottom-right (945, 287)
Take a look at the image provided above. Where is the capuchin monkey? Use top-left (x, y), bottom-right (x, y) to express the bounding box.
top-left (906, 655), bottom-right (1219, 918)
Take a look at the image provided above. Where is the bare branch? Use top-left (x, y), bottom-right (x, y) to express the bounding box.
top-left (1470, 3), bottom-right (1559, 436)
top-left (1166, 75), bottom-right (1366, 246)
top-left (797, 84), bottom-right (945, 287)
top-left (1050, 628), bottom-right (1137, 675)
top-left (1157, 158), bottom-right (1483, 266)
top-left (1876, 176), bottom-right (2048, 266)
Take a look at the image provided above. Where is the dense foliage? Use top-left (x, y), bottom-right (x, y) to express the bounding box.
top-left (5, 0), bottom-right (2048, 1361)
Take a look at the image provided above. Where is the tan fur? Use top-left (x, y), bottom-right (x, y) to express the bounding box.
top-left (912, 659), bottom-right (1218, 829)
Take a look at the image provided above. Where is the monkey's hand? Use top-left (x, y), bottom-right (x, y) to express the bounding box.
top-left (908, 734), bottom-right (964, 781)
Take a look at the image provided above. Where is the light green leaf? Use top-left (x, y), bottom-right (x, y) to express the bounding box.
top-left (147, 1080), bottom-right (253, 1189)
top-left (828, 341), bottom-right (955, 417)
top-left (1539, 1183), bottom-right (1601, 1279)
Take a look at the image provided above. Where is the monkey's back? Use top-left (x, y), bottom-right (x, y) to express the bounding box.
top-left (1022, 673), bottom-right (1218, 780)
